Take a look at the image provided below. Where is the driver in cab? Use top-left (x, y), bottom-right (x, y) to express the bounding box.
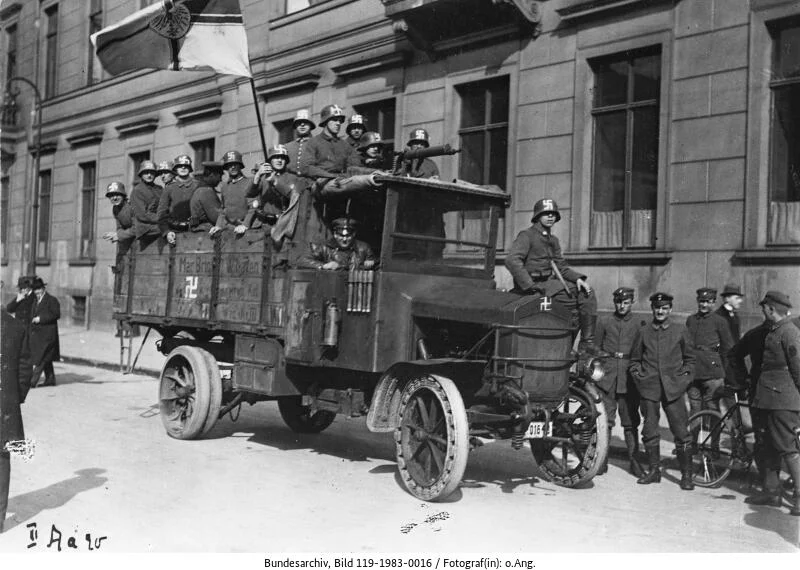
top-left (299, 218), bottom-right (375, 271)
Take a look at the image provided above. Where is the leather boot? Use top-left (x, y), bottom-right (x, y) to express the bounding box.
top-left (577, 314), bottom-right (610, 359)
top-left (677, 444), bottom-right (695, 491)
top-left (624, 429), bottom-right (644, 477)
top-left (783, 454), bottom-right (800, 516)
top-left (745, 470), bottom-right (782, 506)
top-left (637, 443), bottom-right (661, 484)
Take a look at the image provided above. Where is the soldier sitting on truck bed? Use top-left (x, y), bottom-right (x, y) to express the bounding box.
top-left (213, 150), bottom-right (260, 236)
top-left (157, 154), bottom-right (201, 245)
top-left (298, 218), bottom-right (375, 271)
top-left (250, 145), bottom-right (303, 243)
top-left (102, 181), bottom-right (136, 261)
top-left (189, 161), bottom-right (224, 231)
top-left (129, 160), bottom-right (162, 244)
top-left (400, 129), bottom-right (440, 179)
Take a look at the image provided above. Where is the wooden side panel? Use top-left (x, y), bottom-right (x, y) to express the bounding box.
top-left (216, 230), bottom-right (267, 325)
top-left (169, 233), bottom-right (216, 320)
top-left (129, 240), bottom-right (169, 316)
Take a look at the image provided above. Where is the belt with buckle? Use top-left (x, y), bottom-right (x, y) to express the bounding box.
top-left (612, 352), bottom-right (629, 359)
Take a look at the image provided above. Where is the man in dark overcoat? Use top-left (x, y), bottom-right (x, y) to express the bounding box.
top-left (5, 276), bottom-right (35, 402)
top-left (716, 283), bottom-right (744, 342)
top-left (595, 287), bottom-right (645, 476)
top-left (628, 292), bottom-right (696, 489)
top-left (28, 277), bottom-right (61, 388)
top-left (1, 309), bottom-right (26, 532)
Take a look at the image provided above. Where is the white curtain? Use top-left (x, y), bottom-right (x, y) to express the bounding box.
top-left (591, 209), bottom-right (654, 248)
top-left (769, 201), bottom-right (800, 244)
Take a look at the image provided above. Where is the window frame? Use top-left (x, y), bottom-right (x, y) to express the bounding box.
top-left (129, 150), bottom-right (151, 188)
top-left (1, 175), bottom-right (9, 265)
top-left (43, 3), bottom-right (59, 99)
top-left (5, 23), bottom-right (17, 85)
top-left (37, 169), bottom-right (53, 262)
top-left (353, 97), bottom-right (398, 164)
top-left (273, 118), bottom-right (295, 145)
top-left (78, 161), bottom-right (97, 261)
top-left (190, 138), bottom-right (216, 169)
top-left (570, 31), bottom-right (673, 264)
top-left (87, 0), bottom-right (103, 86)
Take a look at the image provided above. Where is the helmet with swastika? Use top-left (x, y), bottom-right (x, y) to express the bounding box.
top-left (531, 198), bottom-right (561, 223)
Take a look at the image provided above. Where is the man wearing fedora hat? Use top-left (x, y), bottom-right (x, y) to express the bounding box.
top-left (6, 276), bottom-right (35, 402)
top-left (716, 283), bottom-right (744, 342)
top-left (28, 277), bottom-right (60, 388)
top-left (745, 291), bottom-right (800, 515)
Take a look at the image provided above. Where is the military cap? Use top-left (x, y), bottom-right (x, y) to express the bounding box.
top-left (293, 109), bottom-right (316, 129)
top-left (613, 287), bottom-right (635, 301)
top-left (721, 284), bottom-right (743, 297)
top-left (157, 160), bottom-right (174, 174)
top-left (31, 277), bottom-right (46, 290)
top-left (16, 275), bottom-right (32, 289)
top-left (759, 290), bottom-right (792, 310)
top-left (105, 181), bottom-right (127, 197)
top-left (696, 287), bottom-right (717, 301)
top-left (649, 292), bottom-right (673, 307)
top-left (531, 199), bottom-right (561, 223)
top-left (332, 217), bottom-right (358, 236)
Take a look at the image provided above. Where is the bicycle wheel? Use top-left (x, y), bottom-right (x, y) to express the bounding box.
top-left (688, 409), bottom-right (734, 487)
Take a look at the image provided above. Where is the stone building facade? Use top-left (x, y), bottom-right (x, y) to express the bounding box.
top-left (1, 0), bottom-right (798, 331)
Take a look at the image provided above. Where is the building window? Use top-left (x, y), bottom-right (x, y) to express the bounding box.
top-left (457, 77), bottom-right (509, 248)
top-left (190, 138), bottom-right (215, 168)
top-left (768, 21), bottom-right (800, 245)
top-left (44, 5), bottom-right (59, 99)
top-left (5, 24), bottom-right (17, 84)
top-left (1, 176), bottom-right (9, 263)
top-left (129, 151), bottom-right (150, 186)
top-left (87, 0), bottom-right (103, 86)
top-left (353, 98), bottom-right (396, 161)
top-left (38, 169), bottom-right (52, 260)
top-left (589, 47), bottom-right (660, 249)
top-left (80, 162), bottom-right (97, 259)
top-left (72, 295), bottom-right (87, 326)
top-left (274, 119), bottom-right (294, 145)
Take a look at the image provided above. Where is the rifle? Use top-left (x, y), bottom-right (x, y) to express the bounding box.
top-left (391, 144), bottom-right (461, 175)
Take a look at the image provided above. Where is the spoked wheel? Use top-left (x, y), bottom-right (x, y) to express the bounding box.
top-left (530, 380), bottom-right (608, 487)
top-left (688, 410), bottom-right (734, 487)
top-left (277, 397), bottom-right (336, 433)
top-left (200, 349), bottom-right (222, 435)
top-left (395, 374), bottom-right (469, 501)
top-left (158, 346), bottom-right (218, 440)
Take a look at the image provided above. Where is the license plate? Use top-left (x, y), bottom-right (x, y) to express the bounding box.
top-left (524, 421), bottom-right (552, 439)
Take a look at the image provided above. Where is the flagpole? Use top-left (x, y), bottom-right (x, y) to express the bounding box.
top-left (249, 78), bottom-right (268, 161)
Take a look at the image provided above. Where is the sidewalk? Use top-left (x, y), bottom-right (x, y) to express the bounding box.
top-left (58, 324), bottom-right (165, 377)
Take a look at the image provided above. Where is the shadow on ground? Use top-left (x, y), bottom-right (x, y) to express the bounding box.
top-left (4, 468), bottom-right (108, 533)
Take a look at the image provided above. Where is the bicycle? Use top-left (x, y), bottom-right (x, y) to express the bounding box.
top-left (688, 390), bottom-right (755, 488)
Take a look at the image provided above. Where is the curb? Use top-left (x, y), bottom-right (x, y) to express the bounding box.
top-left (59, 355), bottom-right (161, 378)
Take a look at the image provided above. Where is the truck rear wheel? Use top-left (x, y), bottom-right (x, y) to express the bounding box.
top-left (529, 380), bottom-right (608, 487)
top-left (277, 397), bottom-right (336, 433)
top-left (158, 346), bottom-right (216, 440)
top-left (395, 374), bottom-right (469, 502)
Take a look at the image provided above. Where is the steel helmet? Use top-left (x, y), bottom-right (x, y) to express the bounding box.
top-left (293, 109), bottom-right (316, 130)
top-left (332, 217), bottom-right (358, 235)
top-left (173, 154), bottom-right (193, 172)
top-left (407, 128), bottom-right (430, 148)
top-left (157, 160), bottom-right (173, 174)
top-left (105, 181), bottom-right (127, 197)
top-left (222, 150), bottom-right (244, 168)
top-left (137, 160), bottom-right (158, 175)
top-left (358, 131), bottom-right (383, 151)
top-left (267, 145), bottom-right (290, 161)
top-left (319, 104), bottom-right (346, 126)
top-left (531, 199), bottom-right (561, 223)
top-left (346, 114), bottom-right (365, 134)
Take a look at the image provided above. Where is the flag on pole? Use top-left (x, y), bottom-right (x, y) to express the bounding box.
top-left (91, 0), bottom-right (252, 78)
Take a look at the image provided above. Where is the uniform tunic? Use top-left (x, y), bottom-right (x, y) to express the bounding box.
top-left (189, 182), bottom-right (222, 229)
top-left (685, 311), bottom-right (734, 380)
top-left (505, 222), bottom-right (586, 293)
top-left (129, 181), bottom-right (162, 238)
top-left (157, 177), bottom-right (200, 234)
top-left (112, 201), bottom-right (135, 241)
top-left (403, 157), bottom-right (439, 179)
top-left (217, 175), bottom-right (257, 226)
top-left (596, 311), bottom-right (644, 430)
top-left (303, 131), bottom-right (362, 179)
top-left (298, 238), bottom-right (375, 270)
top-left (286, 136), bottom-right (311, 177)
top-left (629, 320), bottom-right (695, 402)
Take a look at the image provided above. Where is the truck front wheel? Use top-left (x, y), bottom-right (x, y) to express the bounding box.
top-left (395, 374), bottom-right (469, 502)
top-left (158, 346), bottom-right (219, 440)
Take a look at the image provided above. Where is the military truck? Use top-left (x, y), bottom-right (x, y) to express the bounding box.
top-left (114, 173), bottom-right (608, 501)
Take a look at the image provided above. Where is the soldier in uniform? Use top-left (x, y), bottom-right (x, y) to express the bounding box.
top-left (686, 288), bottom-right (735, 431)
top-left (401, 129), bottom-right (440, 179)
top-left (505, 199), bottom-right (604, 357)
top-left (1, 308), bottom-right (26, 533)
top-left (358, 132), bottom-right (390, 170)
top-left (158, 154), bottom-right (201, 244)
top-left (743, 291), bottom-right (800, 515)
top-left (299, 218), bottom-right (376, 271)
top-left (129, 160), bottom-right (162, 242)
top-left (102, 182), bottom-right (136, 269)
top-left (285, 109), bottom-right (315, 177)
top-left (595, 287), bottom-right (644, 476)
top-left (215, 150), bottom-right (259, 236)
top-left (628, 292), bottom-right (696, 489)
top-left (156, 160), bottom-right (174, 188)
top-left (250, 145), bottom-right (304, 245)
top-left (303, 104), bottom-right (381, 223)
top-left (5, 276), bottom-right (34, 403)
top-left (345, 114), bottom-right (366, 153)
top-left (189, 161), bottom-right (224, 231)
top-left (716, 283), bottom-right (744, 342)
